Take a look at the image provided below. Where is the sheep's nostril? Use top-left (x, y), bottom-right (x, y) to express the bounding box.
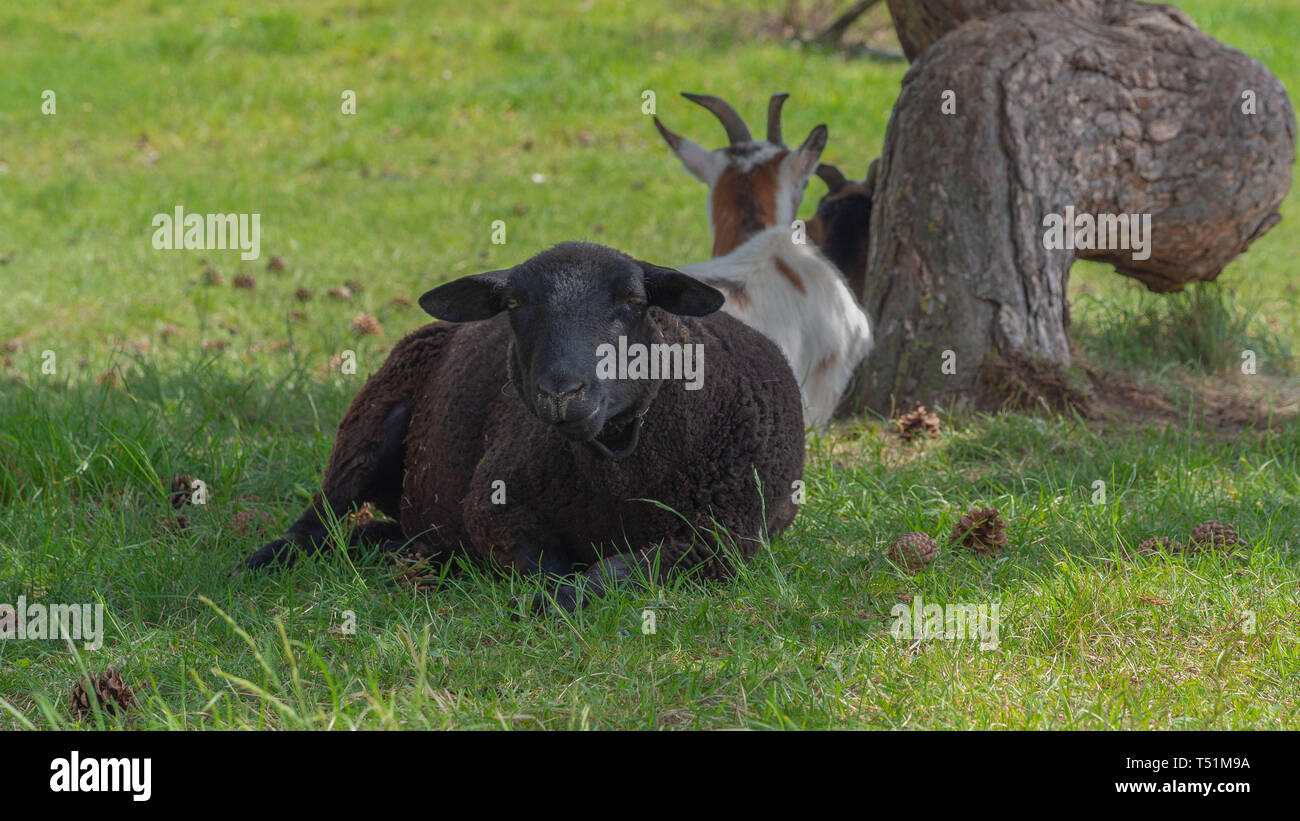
top-left (537, 375), bottom-right (586, 401)
top-left (536, 378), bottom-right (588, 423)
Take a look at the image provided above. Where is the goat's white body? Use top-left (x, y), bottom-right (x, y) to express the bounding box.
top-left (681, 228), bottom-right (873, 428)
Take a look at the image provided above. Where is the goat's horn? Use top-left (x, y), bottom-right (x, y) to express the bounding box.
top-left (681, 92), bottom-right (752, 145)
top-left (766, 93), bottom-right (789, 145)
top-left (816, 163), bottom-right (848, 193)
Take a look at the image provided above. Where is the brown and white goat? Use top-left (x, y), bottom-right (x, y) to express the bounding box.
top-left (807, 159), bottom-right (877, 303)
top-left (655, 93), bottom-right (872, 428)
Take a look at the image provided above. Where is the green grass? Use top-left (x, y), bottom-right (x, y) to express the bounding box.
top-left (1, 0), bottom-right (1297, 729)
top-left (1073, 281), bottom-right (1294, 376)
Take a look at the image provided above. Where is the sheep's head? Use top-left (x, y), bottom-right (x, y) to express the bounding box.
top-left (806, 159), bottom-right (877, 303)
top-left (655, 93), bottom-right (828, 257)
top-left (419, 242), bottom-right (724, 457)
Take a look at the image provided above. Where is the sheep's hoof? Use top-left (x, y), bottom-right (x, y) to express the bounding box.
top-left (511, 586), bottom-right (579, 619)
top-left (244, 538), bottom-right (298, 571)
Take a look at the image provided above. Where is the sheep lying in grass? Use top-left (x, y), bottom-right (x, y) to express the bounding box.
top-left (245, 242), bottom-right (805, 614)
top-left (654, 93), bottom-right (873, 428)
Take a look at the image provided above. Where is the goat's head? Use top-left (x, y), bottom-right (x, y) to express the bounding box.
top-left (655, 93), bottom-right (828, 257)
top-left (807, 159), bottom-right (877, 302)
top-left (419, 242), bottom-right (724, 456)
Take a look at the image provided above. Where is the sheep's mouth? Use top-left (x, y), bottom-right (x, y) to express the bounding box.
top-left (551, 403), bottom-right (603, 441)
top-left (540, 396), bottom-right (646, 459)
top-left (585, 407), bottom-right (645, 460)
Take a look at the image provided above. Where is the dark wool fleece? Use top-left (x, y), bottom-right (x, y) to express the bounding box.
top-left (317, 301), bottom-right (804, 580)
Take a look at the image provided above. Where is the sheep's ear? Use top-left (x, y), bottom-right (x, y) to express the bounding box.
top-left (640, 261), bottom-right (725, 317)
top-left (782, 124), bottom-right (828, 184)
top-left (419, 270), bottom-right (510, 322)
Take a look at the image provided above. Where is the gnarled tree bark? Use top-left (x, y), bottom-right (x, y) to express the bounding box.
top-left (885, 0), bottom-right (1103, 61)
top-left (850, 0), bottom-right (1295, 414)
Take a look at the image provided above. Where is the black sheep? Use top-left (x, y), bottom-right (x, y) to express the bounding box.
top-left (245, 242), bottom-right (805, 613)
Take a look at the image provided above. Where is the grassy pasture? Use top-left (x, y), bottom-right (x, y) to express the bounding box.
top-left (0, 0), bottom-right (1296, 729)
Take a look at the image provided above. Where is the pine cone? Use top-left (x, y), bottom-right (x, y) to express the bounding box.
top-left (347, 502), bottom-right (376, 527)
top-left (949, 506), bottom-right (1008, 556)
top-left (888, 532), bottom-right (939, 573)
top-left (70, 669), bottom-right (136, 718)
top-left (1137, 536), bottom-right (1184, 555)
top-left (897, 406), bottom-right (941, 442)
top-left (352, 313), bottom-right (381, 336)
top-left (230, 509), bottom-right (277, 537)
top-left (170, 474), bottom-right (192, 510)
top-left (1187, 521), bottom-right (1247, 554)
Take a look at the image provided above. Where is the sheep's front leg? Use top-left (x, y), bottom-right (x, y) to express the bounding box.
top-left (245, 402), bottom-right (411, 570)
top-left (463, 464), bottom-right (580, 611)
top-left (500, 538), bottom-right (580, 615)
top-left (347, 519), bottom-right (408, 558)
top-left (527, 523), bottom-right (754, 616)
top-left (245, 324), bottom-right (459, 571)
top-left (526, 550), bottom-right (668, 617)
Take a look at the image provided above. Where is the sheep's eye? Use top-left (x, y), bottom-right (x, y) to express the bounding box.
top-left (625, 296), bottom-right (644, 307)
top-left (504, 297), bottom-right (519, 310)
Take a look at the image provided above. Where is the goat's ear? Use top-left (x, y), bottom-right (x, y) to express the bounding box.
top-left (654, 117), bottom-right (726, 185)
top-left (783, 124), bottom-right (829, 184)
top-left (816, 163), bottom-right (848, 194)
top-left (640, 261), bottom-right (726, 317)
top-left (419, 269), bottom-right (510, 322)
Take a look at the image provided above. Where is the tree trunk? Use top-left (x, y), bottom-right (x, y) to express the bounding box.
top-left (885, 0), bottom-right (1103, 61)
top-left (851, 0), bottom-right (1295, 414)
